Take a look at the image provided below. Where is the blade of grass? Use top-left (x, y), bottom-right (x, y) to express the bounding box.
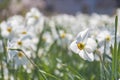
top-left (112, 16), bottom-right (118, 80)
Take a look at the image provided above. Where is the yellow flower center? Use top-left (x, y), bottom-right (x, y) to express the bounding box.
top-left (21, 31), bottom-right (27, 34)
top-left (17, 41), bottom-right (22, 46)
top-left (105, 35), bottom-right (111, 42)
top-left (42, 37), bottom-right (46, 42)
top-left (17, 51), bottom-right (24, 58)
top-left (34, 15), bottom-right (39, 19)
top-left (7, 27), bottom-right (12, 33)
top-left (77, 42), bottom-right (85, 50)
top-left (6, 47), bottom-right (8, 52)
top-left (60, 33), bottom-right (66, 38)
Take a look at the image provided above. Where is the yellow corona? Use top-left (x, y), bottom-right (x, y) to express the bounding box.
top-left (77, 42), bottom-right (85, 50)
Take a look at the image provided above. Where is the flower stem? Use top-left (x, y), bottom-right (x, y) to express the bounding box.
top-left (12, 49), bottom-right (60, 80)
top-left (112, 16), bottom-right (118, 80)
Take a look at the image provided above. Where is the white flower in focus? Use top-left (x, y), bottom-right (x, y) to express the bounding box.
top-left (70, 29), bottom-right (97, 61)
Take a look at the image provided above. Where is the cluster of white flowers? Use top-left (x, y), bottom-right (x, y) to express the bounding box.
top-left (0, 7), bottom-right (120, 68)
top-left (0, 8), bottom-right (44, 66)
top-left (70, 28), bottom-right (115, 61)
top-left (50, 12), bottom-right (120, 62)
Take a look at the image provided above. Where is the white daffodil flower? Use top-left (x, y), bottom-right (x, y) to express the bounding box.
top-left (96, 30), bottom-right (113, 46)
top-left (70, 29), bottom-right (97, 61)
top-left (8, 36), bottom-right (34, 51)
top-left (7, 35), bottom-right (34, 61)
top-left (58, 30), bottom-right (73, 48)
top-left (59, 30), bottom-right (73, 40)
top-left (8, 50), bottom-right (29, 66)
top-left (7, 37), bottom-right (33, 66)
top-left (0, 21), bottom-right (16, 39)
top-left (25, 8), bottom-right (44, 34)
top-left (42, 32), bottom-right (53, 45)
top-left (7, 15), bottom-right (24, 27)
top-left (14, 25), bottom-right (36, 40)
top-left (95, 30), bottom-right (113, 61)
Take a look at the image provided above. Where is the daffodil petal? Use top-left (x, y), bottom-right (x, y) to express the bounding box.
top-left (70, 40), bottom-right (80, 54)
top-left (85, 38), bottom-right (97, 51)
top-left (84, 51), bottom-right (94, 61)
top-left (78, 50), bottom-right (87, 60)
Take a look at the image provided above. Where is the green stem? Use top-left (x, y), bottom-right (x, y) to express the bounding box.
top-left (112, 16), bottom-right (118, 80)
top-left (21, 50), bottom-right (47, 80)
top-left (0, 58), bottom-right (4, 80)
top-left (114, 16), bottom-right (118, 80)
top-left (10, 49), bottom-right (60, 80)
top-left (67, 65), bottom-right (85, 80)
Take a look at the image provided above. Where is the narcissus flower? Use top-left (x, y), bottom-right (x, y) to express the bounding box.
top-left (70, 29), bottom-right (97, 61)
top-left (0, 21), bottom-right (16, 39)
top-left (58, 30), bottom-right (73, 47)
top-left (8, 50), bottom-right (29, 66)
top-left (96, 30), bottom-right (113, 46)
top-left (7, 35), bottom-right (34, 66)
top-left (95, 30), bottom-right (113, 61)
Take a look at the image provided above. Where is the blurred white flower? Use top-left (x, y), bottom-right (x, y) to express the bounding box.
top-left (58, 30), bottom-right (73, 47)
top-left (7, 38), bottom-right (32, 66)
top-left (26, 8), bottom-right (42, 19)
top-left (25, 8), bottom-right (44, 34)
top-left (95, 30), bottom-right (114, 61)
top-left (7, 35), bottom-right (34, 64)
top-left (70, 29), bottom-right (97, 61)
top-left (42, 32), bottom-right (53, 45)
top-left (7, 15), bottom-right (24, 27)
top-left (49, 21), bottom-right (59, 40)
top-left (8, 36), bottom-right (34, 50)
top-left (0, 21), bottom-right (17, 39)
top-left (59, 30), bottom-right (72, 40)
top-left (97, 30), bottom-right (113, 45)
top-left (8, 50), bottom-right (29, 66)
